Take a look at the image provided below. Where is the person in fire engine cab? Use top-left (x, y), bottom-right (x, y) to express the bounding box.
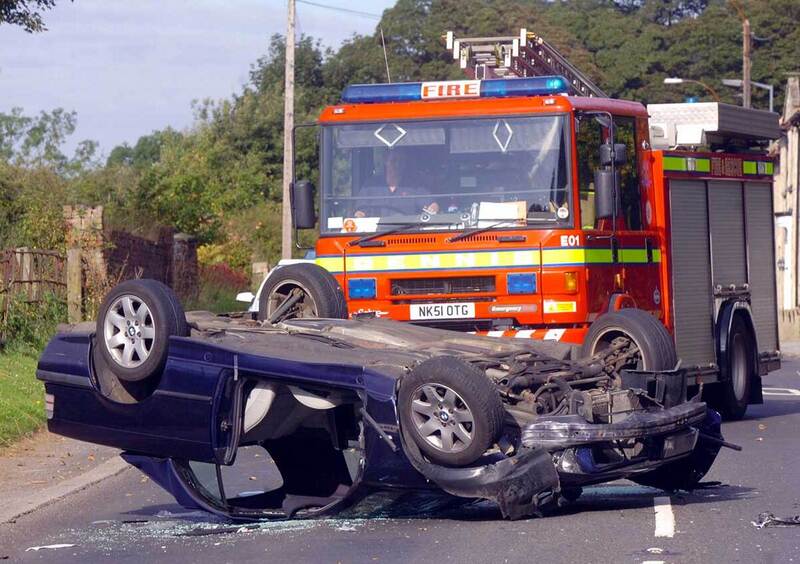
top-left (354, 149), bottom-right (439, 218)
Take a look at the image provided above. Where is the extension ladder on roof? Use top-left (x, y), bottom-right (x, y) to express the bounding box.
top-left (444, 28), bottom-right (606, 98)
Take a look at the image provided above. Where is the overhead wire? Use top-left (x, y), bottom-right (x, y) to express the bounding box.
top-left (295, 0), bottom-right (381, 20)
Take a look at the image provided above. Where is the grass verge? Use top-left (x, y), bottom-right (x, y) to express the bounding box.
top-left (0, 352), bottom-right (44, 447)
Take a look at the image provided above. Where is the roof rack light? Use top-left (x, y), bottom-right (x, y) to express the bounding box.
top-left (341, 76), bottom-right (569, 104)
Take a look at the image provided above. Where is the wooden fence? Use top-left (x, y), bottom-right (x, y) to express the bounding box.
top-left (0, 248), bottom-right (67, 335)
top-left (0, 248), bottom-right (66, 303)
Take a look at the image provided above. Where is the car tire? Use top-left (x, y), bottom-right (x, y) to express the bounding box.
top-left (96, 279), bottom-right (188, 383)
top-left (399, 356), bottom-right (505, 467)
top-left (707, 315), bottom-right (753, 420)
top-left (581, 308), bottom-right (677, 371)
top-left (257, 263), bottom-right (347, 323)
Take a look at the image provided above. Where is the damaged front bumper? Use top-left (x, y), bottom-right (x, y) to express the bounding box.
top-left (518, 401), bottom-right (714, 488)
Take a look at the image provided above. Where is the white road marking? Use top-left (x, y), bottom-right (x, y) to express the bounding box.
top-left (762, 387), bottom-right (800, 397)
top-left (653, 496), bottom-right (675, 538)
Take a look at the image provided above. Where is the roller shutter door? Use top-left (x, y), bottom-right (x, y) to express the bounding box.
top-left (669, 180), bottom-right (715, 366)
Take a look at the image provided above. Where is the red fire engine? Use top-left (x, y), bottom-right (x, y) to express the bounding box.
top-left (248, 29), bottom-right (781, 419)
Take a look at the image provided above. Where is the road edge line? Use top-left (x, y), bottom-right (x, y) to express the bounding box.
top-left (0, 455), bottom-right (130, 524)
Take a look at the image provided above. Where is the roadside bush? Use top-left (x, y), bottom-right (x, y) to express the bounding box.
top-left (186, 264), bottom-right (249, 313)
top-left (0, 293), bottom-right (66, 354)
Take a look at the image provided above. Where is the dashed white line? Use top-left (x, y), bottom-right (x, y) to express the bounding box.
top-left (762, 387), bottom-right (800, 397)
top-left (653, 496), bottom-right (675, 538)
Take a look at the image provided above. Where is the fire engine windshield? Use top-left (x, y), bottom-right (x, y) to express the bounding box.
top-left (320, 115), bottom-right (571, 234)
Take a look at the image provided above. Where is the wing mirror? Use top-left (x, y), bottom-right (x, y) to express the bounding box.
top-left (594, 169), bottom-right (621, 220)
top-left (291, 180), bottom-right (316, 230)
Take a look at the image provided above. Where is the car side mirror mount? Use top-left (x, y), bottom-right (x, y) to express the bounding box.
top-left (599, 143), bottom-right (627, 167)
top-left (291, 180), bottom-right (316, 229)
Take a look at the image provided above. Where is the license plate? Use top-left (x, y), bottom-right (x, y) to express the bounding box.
top-left (410, 302), bottom-right (475, 320)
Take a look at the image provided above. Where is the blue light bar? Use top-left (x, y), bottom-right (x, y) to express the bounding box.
top-left (348, 278), bottom-right (377, 299)
top-left (507, 273), bottom-right (537, 295)
top-left (342, 82), bottom-right (422, 104)
top-left (341, 76), bottom-right (569, 104)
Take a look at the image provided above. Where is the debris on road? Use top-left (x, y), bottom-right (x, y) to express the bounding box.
top-left (752, 512), bottom-right (800, 529)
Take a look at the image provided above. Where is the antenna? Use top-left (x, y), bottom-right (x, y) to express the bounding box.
top-left (380, 26), bottom-right (392, 83)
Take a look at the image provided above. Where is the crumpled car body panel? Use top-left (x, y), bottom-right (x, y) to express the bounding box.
top-left (37, 315), bottom-right (725, 521)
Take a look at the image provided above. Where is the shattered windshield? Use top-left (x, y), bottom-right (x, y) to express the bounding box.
top-left (320, 115), bottom-right (571, 234)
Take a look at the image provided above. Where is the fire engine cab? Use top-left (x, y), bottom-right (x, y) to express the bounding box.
top-left (250, 29), bottom-right (781, 419)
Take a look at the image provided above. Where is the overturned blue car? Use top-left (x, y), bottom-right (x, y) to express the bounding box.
top-left (37, 279), bottom-right (728, 521)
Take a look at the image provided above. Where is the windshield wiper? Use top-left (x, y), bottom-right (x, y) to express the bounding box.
top-left (447, 217), bottom-right (558, 243)
top-left (348, 220), bottom-right (453, 247)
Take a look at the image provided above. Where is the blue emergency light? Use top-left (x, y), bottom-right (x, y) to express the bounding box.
top-left (341, 76), bottom-right (569, 104)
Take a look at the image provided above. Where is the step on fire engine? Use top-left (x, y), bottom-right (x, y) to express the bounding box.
top-left (248, 29), bottom-right (781, 419)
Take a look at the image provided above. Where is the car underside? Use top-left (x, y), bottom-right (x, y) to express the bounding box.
top-left (37, 280), bottom-right (729, 521)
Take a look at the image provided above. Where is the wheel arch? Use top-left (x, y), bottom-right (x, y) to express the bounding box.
top-left (250, 258), bottom-right (319, 314)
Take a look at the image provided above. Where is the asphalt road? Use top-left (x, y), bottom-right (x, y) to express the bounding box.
top-left (2, 360), bottom-right (799, 563)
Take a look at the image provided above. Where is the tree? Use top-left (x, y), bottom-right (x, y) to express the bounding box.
top-left (0, 0), bottom-right (68, 32)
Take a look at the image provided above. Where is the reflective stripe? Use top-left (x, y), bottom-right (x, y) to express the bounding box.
top-left (543, 328), bottom-right (566, 340)
top-left (743, 160), bottom-right (773, 175)
top-left (317, 249), bottom-right (540, 274)
top-left (317, 246), bottom-right (660, 274)
top-left (663, 156), bottom-right (711, 173)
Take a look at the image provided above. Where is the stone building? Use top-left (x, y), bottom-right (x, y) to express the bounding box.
top-left (773, 75), bottom-right (800, 339)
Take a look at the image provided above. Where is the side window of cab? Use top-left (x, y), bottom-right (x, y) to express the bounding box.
top-left (614, 116), bottom-right (642, 230)
top-left (575, 113), bottom-right (641, 230)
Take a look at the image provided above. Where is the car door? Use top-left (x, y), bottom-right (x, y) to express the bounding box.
top-left (45, 335), bottom-right (243, 465)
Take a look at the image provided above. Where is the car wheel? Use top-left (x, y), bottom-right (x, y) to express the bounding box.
top-left (399, 356), bottom-right (504, 467)
top-left (258, 263), bottom-right (347, 323)
top-left (707, 315), bottom-right (753, 421)
top-left (581, 308), bottom-right (677, 371)
top-left (96, 279), bottom-right (188, 383)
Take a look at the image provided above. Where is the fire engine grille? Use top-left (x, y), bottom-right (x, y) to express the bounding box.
top-left (391, 276), bottom-right (495, 296)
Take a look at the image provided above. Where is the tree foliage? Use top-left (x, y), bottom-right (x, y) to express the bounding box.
top-left (0, 0), bottom-right (66, 32)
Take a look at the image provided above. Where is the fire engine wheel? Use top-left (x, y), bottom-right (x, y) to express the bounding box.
top-left (582, 308), bottom-right (677, 371)
top-left (96, 279), bottom-right (188, 385)
top-left (399, 356), bottom-right (505, 467)
top-left (258, 263), bottom-right (347, 323)
top-left (707, 315), bottom-right (754, 420)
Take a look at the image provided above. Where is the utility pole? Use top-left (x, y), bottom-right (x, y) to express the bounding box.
top-left (730, 1), bottom-right (751, 109)
top-left (281, 0), bottom-right (295, 259)
top-left (742, 16), bottom-right (751, 108)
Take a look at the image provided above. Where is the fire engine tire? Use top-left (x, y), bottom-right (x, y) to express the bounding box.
top-left (707, 315), bottom-right (754, 421)
top-left (581, 308), bottom-right (677, 371)
top-left (258, 263), bottom-right (347, 323)
top-left (399, 356), bottom-right (505, 467)
top-left (96, 279), bottom-right (188, 384)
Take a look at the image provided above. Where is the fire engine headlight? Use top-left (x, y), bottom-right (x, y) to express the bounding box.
top-left (507, 273), bottom-right (537, 294)
top-left (348, 278), bottom-right (377, 299)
